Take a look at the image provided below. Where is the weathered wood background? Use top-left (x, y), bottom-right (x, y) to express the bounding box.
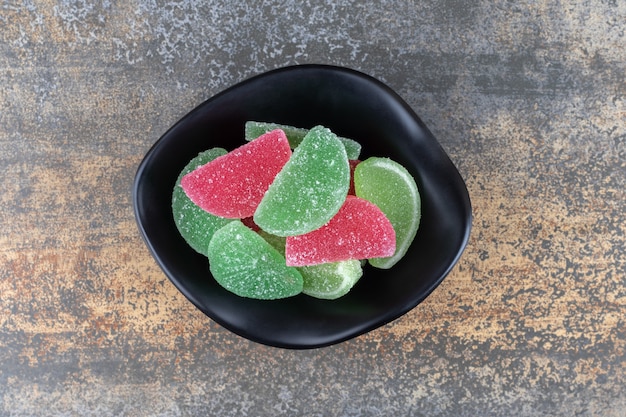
top-left (1, 1), bottom-right (624, 416)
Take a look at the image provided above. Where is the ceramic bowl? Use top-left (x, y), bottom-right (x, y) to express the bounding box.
top-left (133, 64), bottom-right (472, 349)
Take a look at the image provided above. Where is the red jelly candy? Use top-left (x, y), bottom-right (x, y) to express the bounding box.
top-left (285, 195), bottom-right (396, 266)
top-left (181, 130), bottom-right (292, 218)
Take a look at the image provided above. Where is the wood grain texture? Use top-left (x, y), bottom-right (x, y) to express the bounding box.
top-left (1, 1), bottom-right (624, 416)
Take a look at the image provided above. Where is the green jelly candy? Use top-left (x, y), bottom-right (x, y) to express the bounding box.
top-left (208, 221), bottom-right (303, 300)
top-left (354, 157), bottom-right (421, 269)
top-left (245, 121), bottom-right (362, 160)
top-left (257, 230), bottom-right (363, 299)
top-left (254, 125), bottom-right (350, 237)
top-left (257, 230), bottom-right (287, 255)
top-left (245, 122), bottom-right (307, 147)
top-left (299, 259), bottom-right (363, 300)
top-left (172, 148), bottom-right (232, 255)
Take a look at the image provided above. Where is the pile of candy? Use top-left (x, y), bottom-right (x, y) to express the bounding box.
top-left (172, 122), bottom-right (421, 300)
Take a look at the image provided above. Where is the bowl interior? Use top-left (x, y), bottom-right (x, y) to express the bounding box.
top-left (133, 65), bottom-right (472, 349)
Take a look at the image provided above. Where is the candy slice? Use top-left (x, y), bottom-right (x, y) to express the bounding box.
top-left (256, 229), bottom-right (287, 254)
top-left (245, 121), bottom-right (362, 160)
top-left (172, 148), bottom-right (232, 255)
top-left (257, 230), bottom-right (364, 299)
top-left (299, 260), bottom-right (363, 300)
top-left (208, 221), bottom-right (303, 299)
top-left (354, 157), bottom-right (421, 269)
top-left (285, 195), bottom-right (396, 266)
top-left (254, 126), bottom-right (350, 237)
top-left (245, 122), bottom-right (308, 147)
top-left (181, 129), bottom-right (291, 218)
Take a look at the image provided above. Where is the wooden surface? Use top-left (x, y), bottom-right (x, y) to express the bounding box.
top-left (1, 1), bottom-right (625, 416)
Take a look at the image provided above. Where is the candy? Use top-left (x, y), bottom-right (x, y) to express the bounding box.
top-left (253, 126), bottom-right (350, 237)
top-left (257, 230), bottom-right (364, 299)
top-left (256, 229), bottom-right (287, 254)
top-left (245, 122), bottom-right (309, 147)
top-left (172, 122), bottom-right (421, 301)
top-left (285, 195), bottom-right (396, 266)
top-left (245, 121), bottom-right (362, 160)
top-left (208, 221), bottom-right (303, 299)
top-left (172, 148), bottom-right (232, 255)
top-left (181, 129), bottom-right (291, 218)
top-left (299, 259), bottom-right (363, 299)
top-left (354, 157), bottom-right (421, 269)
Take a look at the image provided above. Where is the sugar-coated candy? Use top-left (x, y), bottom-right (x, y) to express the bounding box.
top-left (172, 148), bottom-right (232, 255)
top-left (172, 121), bottom-right (421, 301)
top-left (256, 229), bottom-right (364, 299)
top-left (256, 229), bottom-right (287, 255)
top-left (181, 130), bottom-right (291, 218)
top-left (354, 157), bottom-right (421, 269)
top-left (208, 221), bottom-right (303, 300)
top-left (245, 122), bottom-right (308, 147)
top-left (254, 126), bottom-right (350, 237)
top-left (285, 195), bottom-right (396, 266)
top-left (245, 121), bottom-right (362, 160)
top-left (299, 259), bottom-right (363, 300)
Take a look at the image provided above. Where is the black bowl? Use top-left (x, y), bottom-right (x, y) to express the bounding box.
top-left (133, 64), bottom-right (472, 349)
